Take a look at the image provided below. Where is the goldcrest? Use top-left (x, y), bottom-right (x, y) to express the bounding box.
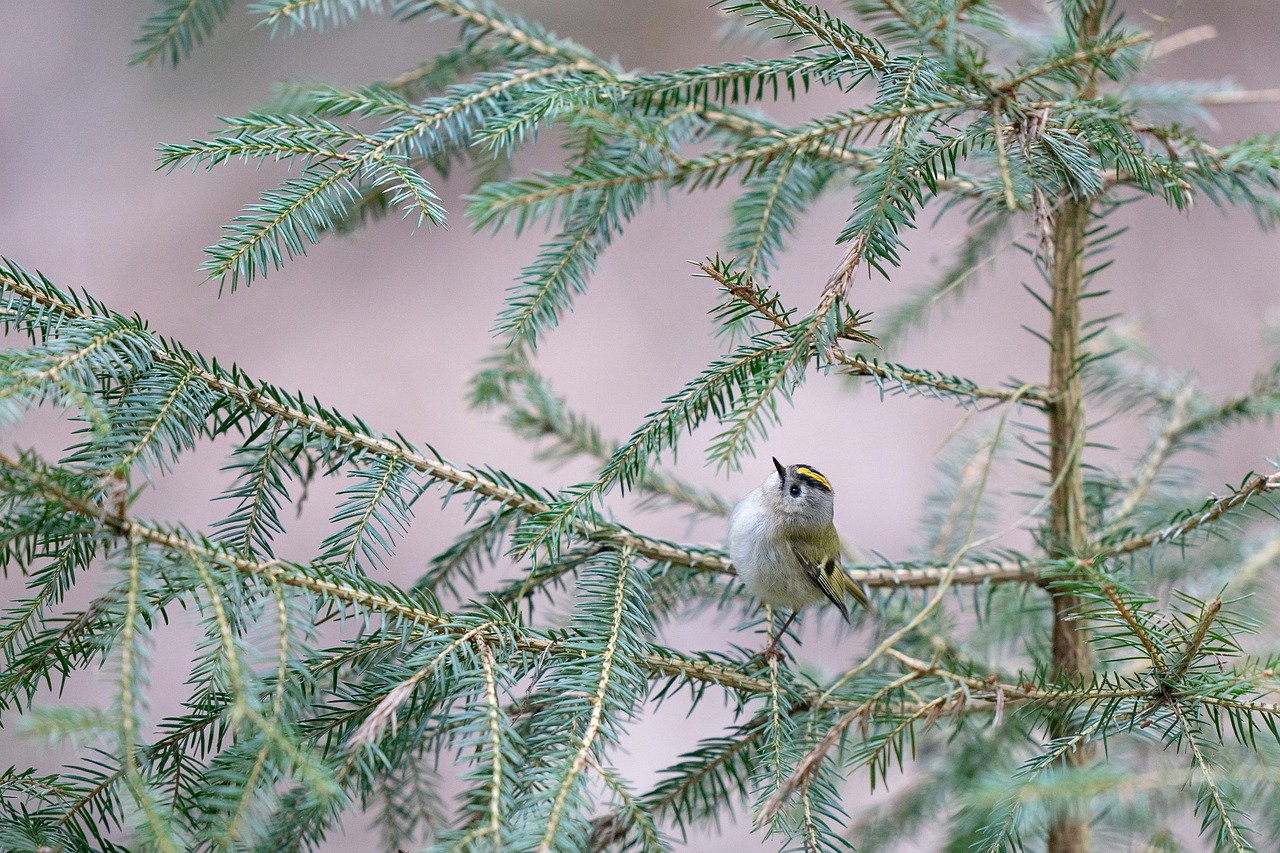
top-left (728, 457), bottom-right (870, 647)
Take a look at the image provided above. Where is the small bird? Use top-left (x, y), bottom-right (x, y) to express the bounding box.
top-left (728, 457), bottom-right (871, 656)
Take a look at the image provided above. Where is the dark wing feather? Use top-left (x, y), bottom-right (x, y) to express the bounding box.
top-left (840, 566), bottom-right (873, 610)
top-left (790, 545), bottom-right (850, 622)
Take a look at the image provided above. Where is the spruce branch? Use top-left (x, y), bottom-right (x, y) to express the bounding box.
top-left (1103, 473), bottom-right (1280, 558)
top-left (0, 263), bottom-right (720, 572)
top-left (1170, 598), bottom-right (1223, 683)
top-left (849, 558), bottom-right (1038, 588)
top-left (19, 244), bottom-right (1271, 597)
top-left (0, 446), bottom-right (779, 702)
top-left (630, 55), bottom-right (850, 112)
top-left (189, 60), bottom-right (602, 289)
top-left (1102, 381), bottom-right (1197, 536)
top-left (395, 0), bottom-right (607, 70)
top-left (1096, 579), bottom-right (1164, 669)
top-left (475, 356), bottom-right (735, 518)
top-left (998, 31), bottom-right (1152, 94)
top-left (698, 258), bottom-right (1049, 406)
top-left (470, 93), bottom-right (986, 234)
top-left (0, 261), bottom-right (1048, 597)
top-left (117, 536), bottom-right (182, 853)
top-left (477, 636), bottom-right (510, 849)
top-left (131, 0), bottom-right (233, 67)
top-left (8, 4), bottom-right (1280, 848)
top-left (2, 451), bottom-right (1114, 754)
top-left (831, 349), bottom-right (1050, 407)
top-left (722, 0), bottom-right (889, 70)
top-left (534, 548), bottom-right (639, 853)
top-left (1171, 702), bottom-right (1255, 852)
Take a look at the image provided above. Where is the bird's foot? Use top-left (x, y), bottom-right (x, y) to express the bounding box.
top-left (754, 637), bottom-right (787, 663)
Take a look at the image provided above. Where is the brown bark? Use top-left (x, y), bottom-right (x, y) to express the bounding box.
top-left (1045, 199), bottom-right (1093, 853)
top-left (1045, 4), bottom-right (1108, 849)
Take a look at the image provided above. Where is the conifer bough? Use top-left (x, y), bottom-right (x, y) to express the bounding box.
top-left (4, 2), bottom-right (1280, 852)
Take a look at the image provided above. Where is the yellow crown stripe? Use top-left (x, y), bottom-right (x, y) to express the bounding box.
top-left (794, 466), bottom-right (830, 491)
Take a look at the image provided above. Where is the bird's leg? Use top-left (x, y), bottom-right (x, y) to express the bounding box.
top-left (761, 609), bottom-right (800, 660)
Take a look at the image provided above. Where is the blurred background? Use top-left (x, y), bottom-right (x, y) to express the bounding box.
top-left (2, 1), bottom-right (1279, 849)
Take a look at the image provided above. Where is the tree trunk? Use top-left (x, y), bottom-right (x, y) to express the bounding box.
top-left (1045, 198), bottom-right (1093, 853)
top-left (1045, 3), bottom-right (1107, 848)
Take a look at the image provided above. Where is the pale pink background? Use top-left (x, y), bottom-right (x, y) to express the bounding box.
top-left (2, 1), bottom-right (1279, 850)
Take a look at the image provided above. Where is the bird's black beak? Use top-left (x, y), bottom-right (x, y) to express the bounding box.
top-left (772, 456), bottom-right (786, 480)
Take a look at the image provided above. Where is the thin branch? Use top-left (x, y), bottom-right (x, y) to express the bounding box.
top-left (992, 102), bottom-right (1018, 210)
top-left (1098, 581), bottom-right (1163, 669)
top-left (697, 260), bottom-right (1050, 406)
top-left (118, 537), bottom-right (179, 853)
top-left (1150, 25), bottom-right (1217, 59)
top-left (845, 471), bottom-right (1280, 589)
top-left (882, 649), bottom-right (1280, 718)
top-left (998, 33), bottom-right (1152, 93)
top-left (1194, 88), bottom-right (1280, 106)
top-left (1170, 598), bottom-right (1222, 682)
top-left (699, 260), bottom-right (791, 331)
top-left (476, 637), bottom-right (505, 851)
top-left (1103, 473), bottom-right (1280, 558)
top-left (848, 558), bottom-right (1038, 588)
top-left (538, 548), bottom-right (632, 852)
top-left (1103, 382), bottom-right (1196, 536)
top-left (759, 667), bottom-right (926, 821)
top-left (1170, 702), bottom-right (1254, 851)
top-left (831, 349), bottom-right (1051, 407)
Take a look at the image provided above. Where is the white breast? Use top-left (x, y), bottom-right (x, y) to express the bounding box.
top-left (728, 496), bottom-right (823, 611)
